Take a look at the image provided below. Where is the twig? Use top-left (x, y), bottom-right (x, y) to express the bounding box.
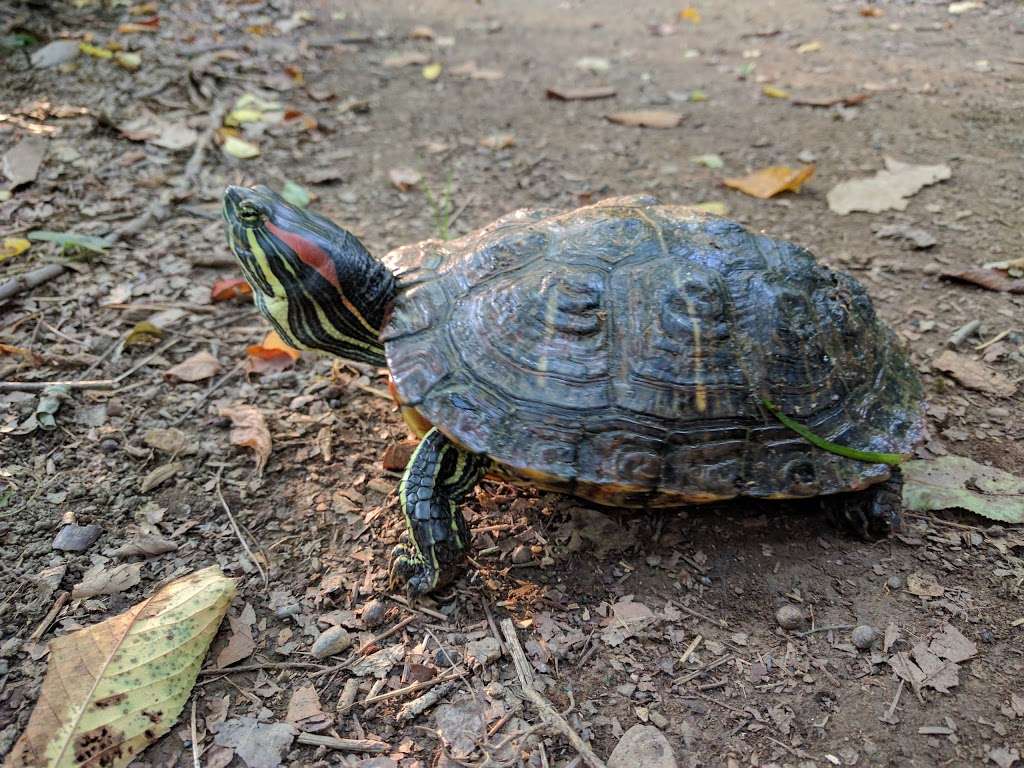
top-left (685, 690), bottom-right (748, 716)
top-left (190, 698), bottom-right (201, 768)
top-left (0, 263), bottom-right (66, 303)
top-left (337, 678), bottom-right (361, 715)
top-left (294, 733), bottom-right (389, 753)
top-left (672, 655), bottom-right (733, 685)
top-left (397, 680), bottom-right (459, 722)
top-left (499, 618), bottom-right (607, 768)
top-left (678, 634), bottom-right (703, 667)
top-left (796, 624), bottom-right (855, 638)
top-left (358, 615), bottom-right (417, 655)
top-left (363, 665), bottom-right (463, 706)
top-left (0, 379), bottom-right (115, 392)
top-left (198, 661), bottom-right (327, 676)
top-left (879, 679), bottom-right (904, 724)
top-left (669, 600), bottom-right (727, 628)
top-left (29, 591), bottom-right (69, 642)
top-left (215, 468), bottom-right (269, 589)
top-left (387, 594), bottom-right (448, 622)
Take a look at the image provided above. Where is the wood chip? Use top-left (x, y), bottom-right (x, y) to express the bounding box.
top-left (606, 110), bottom-right (683, 129)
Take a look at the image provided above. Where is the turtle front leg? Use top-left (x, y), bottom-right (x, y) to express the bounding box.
top-left (827, 468), bottom-right (903, 540)
top-left (388, 428), bottom-right (490, 596)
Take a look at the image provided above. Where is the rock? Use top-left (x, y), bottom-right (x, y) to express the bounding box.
top-left (775, 604), bottom-right (804, 630)
top-left (465, 637), bottom-right (502, 667)
top-left (510, 544), bottom-right (533, 564)
top-left (30, 40), bottom-right (80, 68)
top-left (851, 625), bottom-right (878, 650)
top-left (608, 724), bottom-right (677, 768)
top-left (886, 574), bottom-right (905, 590)
top-left (381, 441), bottom-right (416, 472)
top-left (361, 598), bottom-right (388, 628)
top-left (311, 626), bottom-right (352, 658)
top-left (52, 523), bottom-right (102, 552)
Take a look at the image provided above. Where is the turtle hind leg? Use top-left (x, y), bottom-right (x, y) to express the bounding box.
top-left (826, 469), bottom-right (903, 541)
top-left (388, 428), bottom-right (490, 597)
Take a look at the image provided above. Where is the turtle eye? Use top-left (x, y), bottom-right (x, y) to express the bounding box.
top-left (236, 201), bottom-right (264, 227)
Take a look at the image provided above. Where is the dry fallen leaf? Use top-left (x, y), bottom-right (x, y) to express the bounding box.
top-left (246, 330), bottom-right (301, 374)
top-left (120, 114), bottom-right (197, 150)
top-left (217, 613), bottom-right (256, 668)
top-left (2, 136), bottom-right (47, 188)
top-left (827, 157), bottom-right (951, 214)
top-left (932, 350), bottom-right (1017, 397)
top-left (762, 85), bottom-right (790, 99)
top-left (940, 267), bottom-right (1024, 294)
top-left (546, 85), bottom-right (617, 101)
top-left (219, 405), bottom-right (272, 474)
top-left (389, 167), bottom-right (422, 192)
top-left (606, 110), bottom-right (684, 129)
top-left (422, 62), bottom-right (443, 81)
top-left (723, 164), bottom-right (815, 198)
top-left (211, 277), bottom-right (253, 302)
top-left (7, 566), bottom-right (234, 768)
top-left (72, 562), bottom-right (143, 598)
top-left (480, 132), bottom-right (516, 149)
top-left (434, 701), bottom-right (485, 760)
top-left (165, 350), bottom-right (222, 382)
top-left (285, 684), bottom-right (324, 725)
top-left (906, 571), bottom-right (945, 598)
top-left (213, 718), bottom-right (295, 768)
top-left (792, 93), bottom-right (869, 108)
top-left (679, 6), bottom-right (701, 23)
top-left (108, 536), bottom-right (179, 559)
top-left (903, 455), bottom-right (1024, 524)
top-left (144, 427), bottom-right (195, 455)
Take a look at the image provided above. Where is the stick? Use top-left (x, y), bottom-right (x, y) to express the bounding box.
top-left (358, 615), bottom-right (416, 655)
top-left (672, 655), bottom-right (733, 685)
top-left (29, 591), bottom-right (69, 642)
top-left (0, 379), bottom-right (115, 392)
top-left (362, 666), bottom-right (463, 706)
top-left (337, 678), bottom-right (361, 715)
top-left (198, 661), bottom-right (327, 676)
top-left (670, 600), bottom-right (727, 628)
top-left (678, 634), bottom-right (702, 667)
top-left (215, 468), bottom-right (269, 589)
top-left (387, 595), bottom-right (448, 622)
top-left (396, 680), bottom-right (458, 722)
top-left (0, 263), bottom-right (66, 302)
top-left (500, 619), bottom-right (607, 768)
top-left (190, 698), bottom-right (201, 768)
top-left (796, 624), bottom-right (854, 638)
top-left (294, 733), bottom-right (389, 753)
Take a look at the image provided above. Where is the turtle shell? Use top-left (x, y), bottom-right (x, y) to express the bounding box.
top-left (380, 196), bottom-right (924, 507)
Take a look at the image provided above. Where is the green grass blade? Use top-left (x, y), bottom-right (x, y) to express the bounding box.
top-left (762, 399), bottom-right (906, 466)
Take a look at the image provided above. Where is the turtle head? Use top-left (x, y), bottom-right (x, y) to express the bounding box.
top-left (223, 185), bottom-right (395, 366)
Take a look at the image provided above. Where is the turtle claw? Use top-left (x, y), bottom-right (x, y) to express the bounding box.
top-left (388, 544), bottom-right (438, 597)
top-left (828, 470), bottom-right (903, 541)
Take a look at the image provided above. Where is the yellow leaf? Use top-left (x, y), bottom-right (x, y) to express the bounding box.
top-left (123, 321), bottom-right (162, 347)
top-left (692, 201), bottom-right (729, 216)
top-left (5, 567), bottom-right (234, 768)
top-left (0, 237), bottom-right (30, 262)
top-left (723, 164), bottom-right (816, 199)
top-left (796, 40), bottom-right (823, 54)
top-left (679, 6), bottom-right (701, 23)
top-left (762, 85), bottom-right (790, 99)
top-left (114, 51), bottom-right (141, 70)
top-left (422, 62), bottom-right (443, 81)
top-left (222, 135), bottom-right (260, 159)
top-left (79, 42), bottom-right (113, 59)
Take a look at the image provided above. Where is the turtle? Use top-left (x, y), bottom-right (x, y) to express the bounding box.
top-left (222, 186), bottom-right (925, 596)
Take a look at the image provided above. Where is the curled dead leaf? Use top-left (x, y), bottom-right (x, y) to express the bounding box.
top-left (606, 110), bottom-right (684, 129)
top-left (932, 350), bottom-right (1017, 397)
top-left (940, 267), bottom-right (1024, 294)
top-left (724, 164), bottom-right (815, 199)
top-left (246, 330), bottom-right (301, 374)
top-left (219, 405), bottom-right (272, 475)
top-left (165, 350), bottom-right (222, 382)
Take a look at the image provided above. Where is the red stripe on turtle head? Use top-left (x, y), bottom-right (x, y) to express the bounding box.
top-left (266, 221), bottom-right (341, 291)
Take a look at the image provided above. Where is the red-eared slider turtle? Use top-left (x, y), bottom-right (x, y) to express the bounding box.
top-left (223, 187), bottom-right (925, 595)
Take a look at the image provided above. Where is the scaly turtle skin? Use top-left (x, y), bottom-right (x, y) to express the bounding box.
top-left (223, 187), bottom-right (925, 596)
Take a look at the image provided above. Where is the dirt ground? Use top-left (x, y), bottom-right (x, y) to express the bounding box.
top-left (2, 1), bottom-right (1023, 766)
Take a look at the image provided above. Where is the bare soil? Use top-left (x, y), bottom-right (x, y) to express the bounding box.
top-left (1, 1), bottom-right (1023, 767)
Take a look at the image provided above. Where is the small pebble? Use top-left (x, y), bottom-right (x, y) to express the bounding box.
top-left (361, 598), bottom-right (388, 628)
top-left (775, 604), bottom-right (804, 630)
top-left (886, 574), bottom-right (904, 590)
top-left (979, 627), bottom-right (995, 644)
top-left (310, 626), bottom-right (352, 658)
top-left (52, 523), bottom-right (102, 552)
top-left (510, 544), bottom-right (533, 564)
top-left (434, 647), bottom-right (461, 666)
top-left (100, 438), bottom-right (119, 454)
top-left (851, 624), bottom-right (878, 650)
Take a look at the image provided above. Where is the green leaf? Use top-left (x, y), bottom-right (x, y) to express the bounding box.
top-left (6, 566), bottom-right (235, 768)
top-left (28, 230), bottom-right (111, 253)
top-left (762, 399), bottom-right (906, 466)
top-left (902, 456), bottom-right (1024, 524)
top-left (281, 180), bottom-right (311, 208)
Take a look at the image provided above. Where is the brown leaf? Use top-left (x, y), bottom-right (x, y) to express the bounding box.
top-left (144, 427), bottom-right (196, 455)
top-left (140, 461), bottom-right (184, 492)
top-left (382, 440), bottom-right (417, 472)
top-left (932, 350), bottom-right (1017, 397)
top-left (940, 267), bottom-right (1024, 294)
top-left (929, 623), bottom-right (977, 663)
top-left (165, 350), bottom-right (222, 382)
top-left (72, 562), bottom-right (143, 598)
top-left (606, 110), bottom-right (684, 128)
top-left (546, 85), bottom-right (617, 101)
top-left (219, 405), bottom-right (272, 474)
top-left (388, 167), bottom-right (422, 192)
top-left (2, 136), bottom-right (47, 188)
top-left (285, 684), bottom-right (323, 724)
top-left (724, 164), bottom-right (816, 198)
top-left (217, 614), bottom-right (256, 668)
top-left (109, 536), bottom-right (179, 558)
top-left (211, 277), bottom-right (253, 301)
top-left (906, 571), bottom-right (945, 598)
